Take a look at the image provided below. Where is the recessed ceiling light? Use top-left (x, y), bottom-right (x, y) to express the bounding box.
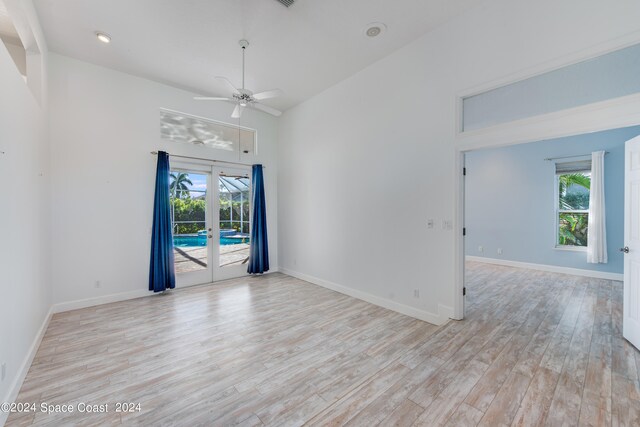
top-left (95, 32), bottom-right (111, 44)
top-left (364, 22), bottom-right (386, 38)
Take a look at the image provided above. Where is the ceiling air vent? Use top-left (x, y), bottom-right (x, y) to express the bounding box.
top-left (274, 0), bottom-right (294, 7)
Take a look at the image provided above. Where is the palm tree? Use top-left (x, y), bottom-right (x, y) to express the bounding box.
top-left (170, 172), bottom-right (193, 199)
top-left (558, 173), bottom-right (590, 209)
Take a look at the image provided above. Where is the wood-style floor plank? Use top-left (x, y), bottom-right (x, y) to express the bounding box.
top-left (6, 262), bottom-right (639, 426)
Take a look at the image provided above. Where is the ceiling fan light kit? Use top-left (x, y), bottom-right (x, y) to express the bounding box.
top-left (195, 39), bottom-right (283, 118)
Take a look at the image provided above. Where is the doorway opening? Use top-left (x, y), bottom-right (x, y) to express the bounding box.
top-left (458, 126), bottom-right (640, 319)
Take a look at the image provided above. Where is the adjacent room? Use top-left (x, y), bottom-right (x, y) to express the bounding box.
top-left (464, 126), bottom-right (639, 278)
top-left (2, 0), bottom-right (640, 425)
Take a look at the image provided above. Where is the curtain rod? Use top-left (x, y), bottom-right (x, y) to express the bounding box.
top-left (544, 151), bottom-right (609, 161)
top-left (150, 151), bottom-right (264, 168)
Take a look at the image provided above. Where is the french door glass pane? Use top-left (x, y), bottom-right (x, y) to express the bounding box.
top-left (218, 174), bottom-right (250, 267)
top-left (170, 171), bottom-right (209, 273)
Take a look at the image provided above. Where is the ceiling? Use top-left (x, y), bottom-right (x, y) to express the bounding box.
top-left (33, 0), bottom-right (478, 112)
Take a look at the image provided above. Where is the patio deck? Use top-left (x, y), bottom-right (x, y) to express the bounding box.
top-left (173, 243), bottom-right (250, 274)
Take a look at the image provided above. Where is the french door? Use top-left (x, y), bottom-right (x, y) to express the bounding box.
top-left (170, 162), bottom-right (251, 286)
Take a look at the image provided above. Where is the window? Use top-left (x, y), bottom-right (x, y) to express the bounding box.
top-left (160, 109), bottom-right (256, 155)
top-left (168, 167), bottom-right (252, 275)
top-left (218, 174), bottom-right (250, 235)
top-left (556, 160), bottom-right (591, 248)
top-left (170, 170), bottom-right (208, 274)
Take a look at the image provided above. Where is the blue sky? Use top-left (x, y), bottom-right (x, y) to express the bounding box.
top-left (188, 174), bottom-right (207, 192)
top-left (172, 171), bottom-right (207, 194)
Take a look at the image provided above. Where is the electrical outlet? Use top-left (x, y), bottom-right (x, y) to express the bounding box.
top-left (478, 246), bottom-right (484, 253)
top-left (427, 219), bottom-right (434, 229)
top-left (442, 220), bottom-right (453, 230)
top-left (413, 289), bottom-right (420, 298)
top-left (1, 362), bottom-right (6, 381)
top-left (497, 248), bottom-right (503, 255)
top-left (95, 280), bottom-right (101, 288)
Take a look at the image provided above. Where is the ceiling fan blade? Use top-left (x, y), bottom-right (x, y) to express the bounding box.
top-left (194, 97), bottom-right (230, 101)
top-left (215, 76), bottom-right (239, 94)
top-left (231, 104), bottom-right (245, 119)
top-left (252, 102), bottom-right (282, 117)
top-left (253, 89), bottom-right (283, 100)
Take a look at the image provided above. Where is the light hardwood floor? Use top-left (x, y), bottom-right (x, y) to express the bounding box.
top-left (6, 262), bottom-right (640, 426)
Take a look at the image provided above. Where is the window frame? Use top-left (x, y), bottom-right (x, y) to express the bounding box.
top-left (554, 168), bottom-right (591, 251)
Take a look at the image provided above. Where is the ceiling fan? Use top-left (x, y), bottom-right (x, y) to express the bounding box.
top-left (194, 39), bottom-right (283, 118)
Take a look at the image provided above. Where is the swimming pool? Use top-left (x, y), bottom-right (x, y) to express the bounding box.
top-left (173, 235), bottom-right (249, 247)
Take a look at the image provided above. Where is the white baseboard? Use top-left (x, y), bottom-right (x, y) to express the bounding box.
top-left (1, 306), bottom-right (53, 426)
top-left (466, 256), bottom-right (623, 281)
top-left (52, 269), bottom-right (283, 314)
top-left (52, 289), bottom-right (151, 314)
top-left (279, 268), bottom-right (452, 326)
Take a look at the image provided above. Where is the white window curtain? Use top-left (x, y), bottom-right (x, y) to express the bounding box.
top-left (587, 150), bottom-right (607, 263)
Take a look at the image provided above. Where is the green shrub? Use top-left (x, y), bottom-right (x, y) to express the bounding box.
top-left (559, 213), bottom-right (588, 246)
top-left (171, 194), bottom-right (250, 235)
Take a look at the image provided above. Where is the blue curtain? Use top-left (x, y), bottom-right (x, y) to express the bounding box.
top-left (149, 151), bottom-right (176, 292)
top-left (248, 164), bottom-right (269, 274)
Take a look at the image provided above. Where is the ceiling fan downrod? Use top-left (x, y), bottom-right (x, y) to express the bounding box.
top-left (239, 39), bottom-right (249, 91)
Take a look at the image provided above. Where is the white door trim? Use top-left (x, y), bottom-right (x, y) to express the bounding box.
top-left (452, 150), bottom-right (465, 320)
top-left (623, 135), bottom-right (640, 350)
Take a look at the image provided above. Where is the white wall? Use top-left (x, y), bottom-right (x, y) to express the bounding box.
top-left (48, 53), bottom-right (278, 309)
top-left (0, 0), bottom-right (49, 418)
top-left (278, 0), bottom-right (640, 324)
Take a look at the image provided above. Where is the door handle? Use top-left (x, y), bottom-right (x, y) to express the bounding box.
top-left (620, 246), bottom-right (630, 253)
top-left (208, 235), bottom-right (213, 239)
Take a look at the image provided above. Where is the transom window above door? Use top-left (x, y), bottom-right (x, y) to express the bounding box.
top-left (160, 109), bottom-right (256, 155)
